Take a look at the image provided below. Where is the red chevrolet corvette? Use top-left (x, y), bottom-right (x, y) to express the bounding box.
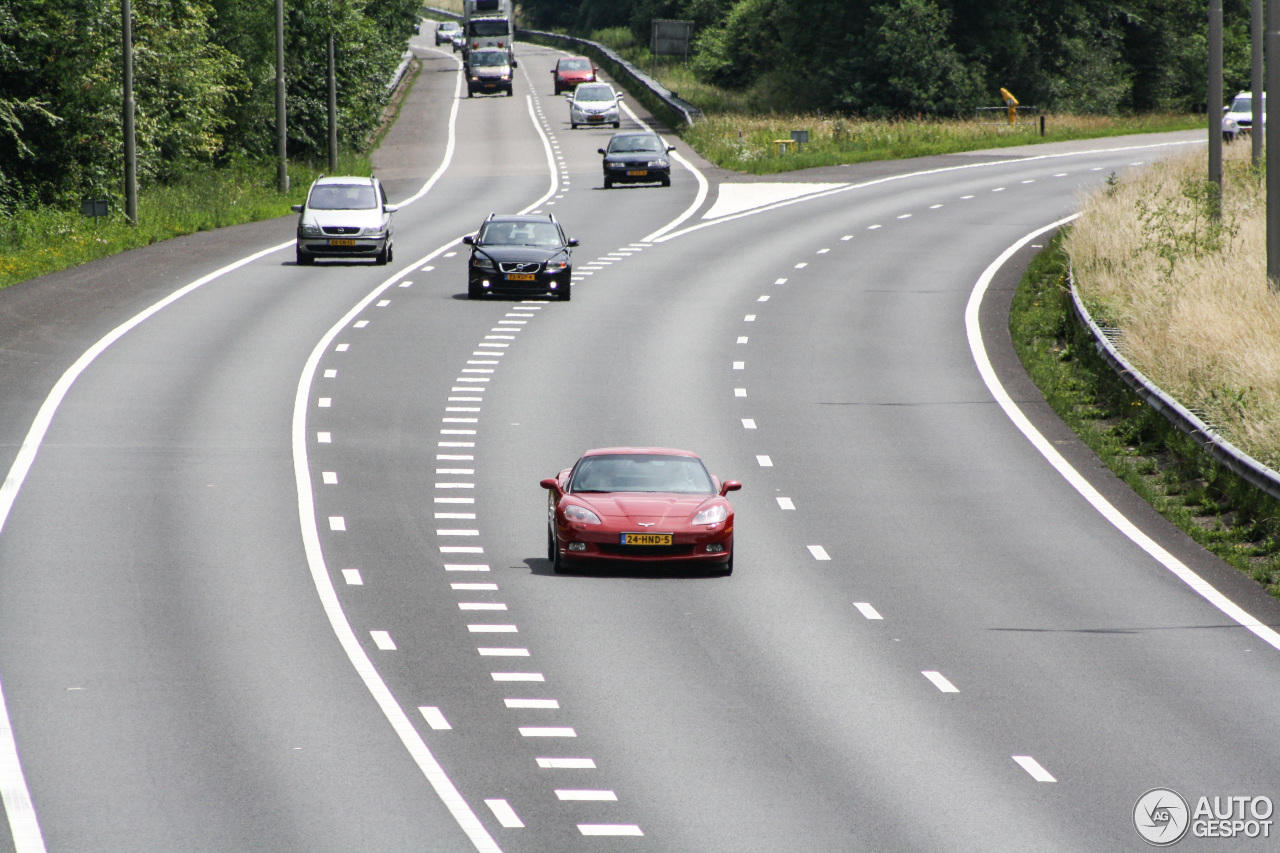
top-left (541, 448), bottom-right (741, 575)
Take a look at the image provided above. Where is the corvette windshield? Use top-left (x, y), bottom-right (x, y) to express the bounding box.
top-left (570, 454), bottom-right (715, 494)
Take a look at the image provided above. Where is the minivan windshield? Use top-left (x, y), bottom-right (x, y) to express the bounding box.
top-left (309, 184), bottom-right (377, 210)
top-left (470, 51), bottom-right (509, 67)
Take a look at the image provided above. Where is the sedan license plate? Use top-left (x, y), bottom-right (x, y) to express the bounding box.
top-left (505, 273), bottom-right (536, 281)
top-left (627, 170), bottom-right (648, 176)
top-left (588, 115), bottom-right (604, 122)
top-left (622, 532), bottom-right (672, 546)
top-left (328, 239), bottom-right (356, 246)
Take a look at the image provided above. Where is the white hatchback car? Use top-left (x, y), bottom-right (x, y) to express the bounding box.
top-left (293, 176), bottom-right (397, 266)
top-left (568, 82), bottom-right (622, 129)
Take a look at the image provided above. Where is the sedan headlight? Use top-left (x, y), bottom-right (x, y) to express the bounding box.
top-left (544, 257), bottom-right (569, 272)
top-left (692, 504), bottom-right (728, 525)
top-left (298, 222), bottom-right (322, 237)
top-left (647, 159), bottom-right (669, 168)
top-left (471, 255), bottom-right (495, 269)
top-left (564, 504), bottom-right (602, 524)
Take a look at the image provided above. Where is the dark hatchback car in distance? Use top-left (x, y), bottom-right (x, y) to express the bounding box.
top-left (599, 131), bottom-right (675, 188)
top-left (464, 214), bottom-right (577, 301)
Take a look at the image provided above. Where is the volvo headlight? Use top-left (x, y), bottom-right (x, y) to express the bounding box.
top-left (471, 255), bottom-right (495, 270)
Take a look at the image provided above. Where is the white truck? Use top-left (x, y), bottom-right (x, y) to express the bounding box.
top-left (462, 0), bottom-right (514, 59)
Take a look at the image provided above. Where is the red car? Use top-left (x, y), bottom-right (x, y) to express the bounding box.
top-left (551, 56), bottom-right (598, 95)
top-left (541, 448), bottom-right (740, 575)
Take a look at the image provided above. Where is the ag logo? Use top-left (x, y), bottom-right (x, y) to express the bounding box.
top-left (1135, 788), bottom-right (1190, 846)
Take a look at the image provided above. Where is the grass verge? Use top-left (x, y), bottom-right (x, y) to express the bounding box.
top-left (1011, 231), bottom-right (1280, 598)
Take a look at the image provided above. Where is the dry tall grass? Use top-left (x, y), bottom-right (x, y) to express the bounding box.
top-left (1067, 141), bottom-right (1280, 467)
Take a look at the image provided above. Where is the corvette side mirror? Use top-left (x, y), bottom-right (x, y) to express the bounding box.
top-left (540, 478), bottom-right (562, 493)
top-left (719, 480), bottom-right (742, 496)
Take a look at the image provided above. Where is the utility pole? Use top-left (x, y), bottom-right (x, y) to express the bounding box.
top-left (328, 32), bottom-right (338, 173)
top-left (1268, 0), bottom-right (1280, 288)
top-left (1209, 0), bottom-right (1223, 214)
top-left (122, 0), bottom-right (137, 224)
top-left (1253, 0), bottom-right (1264, 167)
top-left (275, 0), bottom-right (288, 190)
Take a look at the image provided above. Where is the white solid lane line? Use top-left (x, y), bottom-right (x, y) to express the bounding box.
top-left (966, 220), bottom-right (1280, 653)
top-left (1012, 755), bottom-right (1057, 782)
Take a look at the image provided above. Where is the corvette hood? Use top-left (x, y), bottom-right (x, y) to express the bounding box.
top-left (580, 493), bottom-right (716, 525)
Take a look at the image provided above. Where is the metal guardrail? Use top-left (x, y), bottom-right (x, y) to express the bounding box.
top-left (421, 7), bottom-right (702, 128)
top-left (1069, 265), bottom-right (1280, 501)
top-left (387, 50), bottom-right (414, 94)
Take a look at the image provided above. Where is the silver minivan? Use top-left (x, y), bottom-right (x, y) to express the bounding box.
top-left (293, 175), bottom-right (397, 266)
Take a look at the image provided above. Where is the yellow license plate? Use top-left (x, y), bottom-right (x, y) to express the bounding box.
top-left (329, 239), bottom-right (356, 246)
top-left (622, 533), bottom-right (672, 546)
top-left (588, 115), bottom-right (604, 122)
top-left (505, 273), bottom-right (536, 281)
top-left (627, 170), bottom-right (648, 176)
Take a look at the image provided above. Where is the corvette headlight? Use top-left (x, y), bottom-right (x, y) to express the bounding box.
top-left (298, 222), bottom-right (322, 237)
top-left (471, 255), bottom-right (495, 269)
top-left (692, 504), bottom-right (728, 525)
top-left (564, 504), bottom-right (602, 524)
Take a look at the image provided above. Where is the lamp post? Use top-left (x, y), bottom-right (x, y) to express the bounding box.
top-left (328, 31), bottom-right (337, 173)
top-left (122, 0), bottom-right (137, 224)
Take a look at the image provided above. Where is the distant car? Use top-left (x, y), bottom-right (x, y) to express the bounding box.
top-left (292, 175), bottom-right (396, 266)
top-left (599, 131), bottom-right (675, 188)
top-left (450, 31), bottom-right (464, 52)
top-left (541, 448), bottom-right (740, 575)
top-left (463, 213), bottom-right (576, 300)
top-left (466, 47), bottom-right (516, 97)
top-left (435, 21), bottom-right (461, 46)
top-left (1223, 90), bottom-right (1265, 136)
top-left (568, 82), bottom-right (621, 129)
top-left (551, 56), bottom-right (598, 95)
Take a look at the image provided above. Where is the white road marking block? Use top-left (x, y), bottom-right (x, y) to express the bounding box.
top-left (419, 706), bottom-right (451, 730)
top-left (557, 790), bottom-right (616, 801)
top-left (341, 569), bottom-right (363, 585)
top-left (538, 757), bottom-right (596, 769)
top-left (322, 472), bottom-right (337, 484)
top-left (440, 546), bottom-right (484, 554)
top-left (505, 699), bottom-right (559, 709)
top-left (742, 419), bottom-right (757, 429)
top-left (485, 799), bottom-right (524, 828)
top-left (370, 631), bottom-right (396, 650)
top-left (579, 825), bottom-right (643, 836)
top-left (756, 455), bottom-right (773, 467)
top-left (328, 516), bottom-right (345, 531)
top-left (776, 497), bottom-right (795, 510)
top-left (445, 563), bottom-right (489, 571)
top-left (853, 602), bottom-right (882, 620)
top-left (452, 583), bottom-right (497, 590)
top-left (807, 545), bottom-right (830, 560)
top-left (479, 648), bottom-right (528, 656)
top-left (735, 388), bottom-right (747, 397)
top-left (922, 671), bottom-right (959, 693)
top-left (520, 727), bottom-right (575, 737)
top-left (468, 624), bottom-right (517, 632)
top-left (460, 603), bottom-right (507, 610)
top-left (1013, 755), bottom-right (1056, 782)
top-left (492, 673), bottom-right (544, 681)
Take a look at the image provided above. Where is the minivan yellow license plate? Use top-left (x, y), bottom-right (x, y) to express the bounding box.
top-left (622, 533), bottom-right (672, 546)
top-left (329, 239), bottom-right (356, 246)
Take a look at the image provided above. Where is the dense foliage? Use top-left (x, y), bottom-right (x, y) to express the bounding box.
top-left (0, 0), bottom-right (417, 212)
top-left (521, 0), bottom-right (1253, 117)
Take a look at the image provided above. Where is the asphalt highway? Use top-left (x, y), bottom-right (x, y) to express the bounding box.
top-left (0, 29), bottom-right (1278, 852)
